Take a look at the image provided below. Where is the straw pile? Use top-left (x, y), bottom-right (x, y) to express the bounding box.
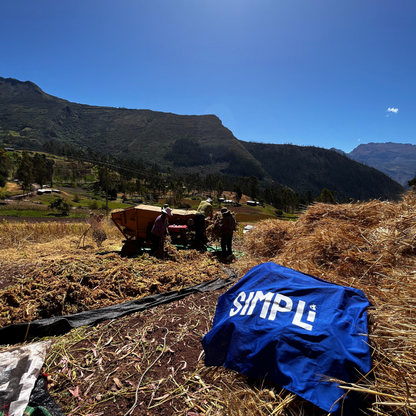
top-left (242, 218), bottom-right (294, 259)
top-left (0, 247), bottom-right (227, 327)
top-left (236, 192), bottom-right (416, 415)
top-left (206, 212), bottom-right (223, 243)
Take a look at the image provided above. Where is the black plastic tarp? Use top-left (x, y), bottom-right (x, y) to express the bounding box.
top-left (1, 273), bottom-right (236, 346)
top-left (28, 374), bottom-right (66, 416)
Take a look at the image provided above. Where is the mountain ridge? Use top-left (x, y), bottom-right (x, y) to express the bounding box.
top-left (348, 142), bottom-right (416, 185)
top-left (0, 76), bottom-right (405, 201)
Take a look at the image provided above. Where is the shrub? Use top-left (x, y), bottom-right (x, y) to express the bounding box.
top-left (0, 190), bottom-right (8, 200)
top-left (49, 197), bottom-right (71, 216)
top-left (89, 200), bottom-right (99, 210)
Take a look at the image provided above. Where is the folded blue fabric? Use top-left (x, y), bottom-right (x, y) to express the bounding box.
top-left (201, 262), bottom-right (371, 414)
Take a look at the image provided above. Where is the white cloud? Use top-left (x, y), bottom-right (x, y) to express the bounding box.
top-left (387, 107), bottom-right (399, 114)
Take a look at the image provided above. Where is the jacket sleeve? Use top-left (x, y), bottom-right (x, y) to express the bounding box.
top-left (151, 216), bottom-right (166, 237)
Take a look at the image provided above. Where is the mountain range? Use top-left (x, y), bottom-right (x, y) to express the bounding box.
top-left (0, 76), bottom-right (405, 201)
top-left (348, 143), bottom-right (416, 186)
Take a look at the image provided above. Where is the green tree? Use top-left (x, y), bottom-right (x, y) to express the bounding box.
top-left (408, 173), bottom-right (416, 188)
top-left (233, 184), bottom-right (243, 205)
top-left (171, 179), bottom-right (184, 206)
top-left (68, 159), bottom-right (82, 182)
top-left (33, 153), bottom-right (48, 187)
top-left (0, 148), bottom-right (11, 188)
top-left (89, 200), bottom-right (99, 210)
top-left (135, 179), bottom-right (146, 198)
top-left (10, 152), bottom-right (22, 178)
top-left (126, 181), bottom-right (136, 198)
top-left (149, 164), bottom-right (162, 198)
top-left (216, 180), bottom-right (224, 206)
top-left (248, 175), bottom-right (259, 200)
top-left (204, 174), bottom-right (216, 195)
top-left (315, 188), bottom-right (336, 204)
top-left (17, 151), bottom-right (34, 192)
top-left (49, 197), bottom-right (71, 215)
top-left (108, 188), bottom-right (118, 200)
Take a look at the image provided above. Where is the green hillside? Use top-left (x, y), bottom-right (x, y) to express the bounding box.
top-left (241, 142), bottom-right (404, 201)
top-left (0, 76), bottom-right (405, 201)
top-left (0, 77), bottom-right (265, 179)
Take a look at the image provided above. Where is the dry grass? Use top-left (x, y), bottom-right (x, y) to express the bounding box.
top-left (0, 201), bottom-right (51, 210)
top-left (3, 181), bottom-right (22, 194)
top-left (0, 217), bottom-right (121, 249)
top-left (0, 214), bottom-right (227, 327)
top-left (243, 218), bottom-right (295, 259)
top-left (0, 249), bottom-right (227, 327)
top-left (1, 194), bottom-right (416, 415)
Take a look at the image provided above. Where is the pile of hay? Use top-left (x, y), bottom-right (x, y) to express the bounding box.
top-left (0, 245), bottom-right (227, 327)
top-left (242, 194), bottom-right (416, 280)
top-left (242, 218), bottom-right (294, 259)
top-left (235, 192), bottom-right (416, 415)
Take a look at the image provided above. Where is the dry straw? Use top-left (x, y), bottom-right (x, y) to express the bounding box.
top-left (0, 248), bottom-right (227, 327)
top-left (234, 192), bottom-right (416, 415)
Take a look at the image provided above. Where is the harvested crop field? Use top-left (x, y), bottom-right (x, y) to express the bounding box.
top-left (1, 194), bottom-right (416, 415)
top-left (0, 215), bottom-right (88, 223)
top-left (0, 250), bottom-right (227, 327)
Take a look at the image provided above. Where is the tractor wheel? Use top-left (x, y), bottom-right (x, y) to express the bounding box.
top-left (120, 240), bottom-right (142, 257)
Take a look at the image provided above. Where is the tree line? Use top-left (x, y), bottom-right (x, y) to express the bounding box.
top-left (52, 145), bottom-right (317, 213)
top-left (0, 145), bottom-right (339, 213)
top-left (0, 148), bottom-right (54, 191)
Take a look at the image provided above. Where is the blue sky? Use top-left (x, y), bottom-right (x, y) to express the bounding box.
top-left (1, 0), bottom-right (415, 153)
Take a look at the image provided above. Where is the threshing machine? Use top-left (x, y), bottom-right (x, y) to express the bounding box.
top-left (111, 204), bottom-right (198, 256)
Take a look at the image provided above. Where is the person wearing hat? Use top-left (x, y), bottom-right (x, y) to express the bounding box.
top-left (151, 207), bottom-right (172, 256)
top-left (194, 198), bottom-right (213, 250)
top-left (220, 207), bottom-right (236, 259)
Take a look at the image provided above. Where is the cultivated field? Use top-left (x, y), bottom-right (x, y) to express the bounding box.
top-left (1, 194), bottom-right (415, 415)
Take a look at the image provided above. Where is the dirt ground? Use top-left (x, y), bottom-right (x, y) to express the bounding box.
top-left (45, 288), bottom-right (234, 416)
top-left (0, 257), bottom-right (255, 416)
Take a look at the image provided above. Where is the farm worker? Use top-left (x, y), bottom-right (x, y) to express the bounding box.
top-left (151, 207), bottom-right (172, 256)
top-left (220, 207), bottom-right (236, 259)
top-left (195, 198), bottom-right (213, 250)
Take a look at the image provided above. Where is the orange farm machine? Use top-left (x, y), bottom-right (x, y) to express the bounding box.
top-left (111, 204), bottom-right (198, 256)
